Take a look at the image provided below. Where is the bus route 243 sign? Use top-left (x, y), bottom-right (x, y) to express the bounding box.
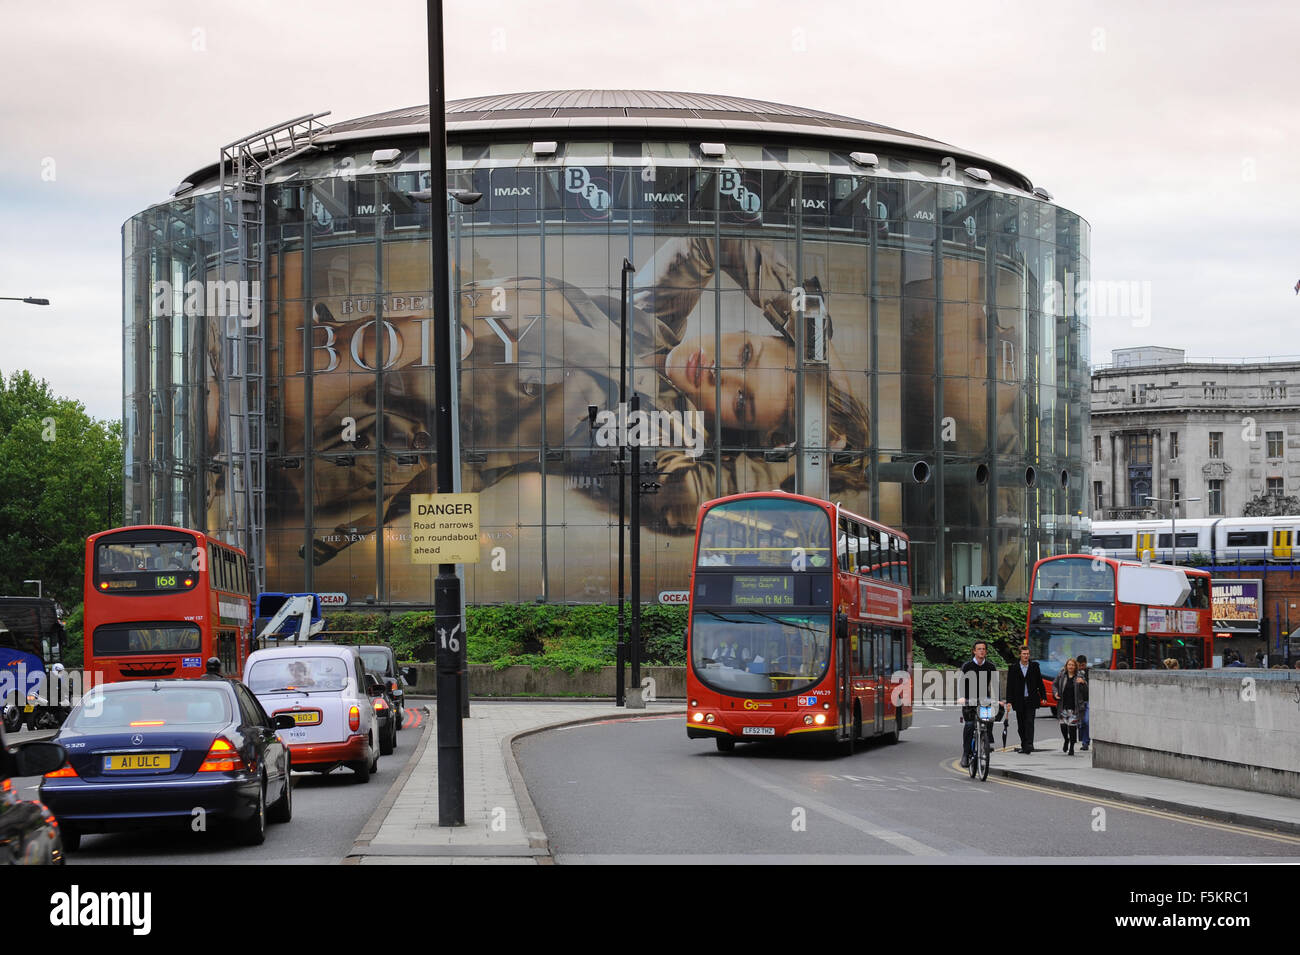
top-left (410, 493), bottom-right (481, 564)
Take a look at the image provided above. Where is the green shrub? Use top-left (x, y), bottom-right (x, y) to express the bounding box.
top-left (911, 602), bottom-right (1028, 667)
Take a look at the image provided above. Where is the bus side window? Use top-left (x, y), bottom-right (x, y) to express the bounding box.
top-left (838, 518), bottom-right (850, 572)
top-left (218, 630), bottom-right (238, 675)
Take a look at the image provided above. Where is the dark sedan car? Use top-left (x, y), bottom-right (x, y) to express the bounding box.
top-left (359, 645), bottom-right (406, 730)
top-left (40, 679), bottom-right (296, 852)
top-left (1, 729), bottom-right (68, 864)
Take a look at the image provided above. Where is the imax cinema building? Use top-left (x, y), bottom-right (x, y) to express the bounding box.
top-left (122, 90), bottom-right (1090, 607)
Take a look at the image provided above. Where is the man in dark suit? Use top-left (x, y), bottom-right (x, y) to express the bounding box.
top-left (1005, 645), bottom-right (1045, 753)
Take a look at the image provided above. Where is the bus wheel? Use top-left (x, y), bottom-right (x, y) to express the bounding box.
top-left (715, 737), bottom-right (735, 753)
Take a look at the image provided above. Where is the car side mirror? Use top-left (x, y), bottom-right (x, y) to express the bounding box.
top-left (12, 741), bottom-right (68, 777)
top-left (364, 674), bottom-right (383, 696)
top-left (402, 666), bottom-right (419, 686)
top-left (272, 715), bottom-right (297, 730)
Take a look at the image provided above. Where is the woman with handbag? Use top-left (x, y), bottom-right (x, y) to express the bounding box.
top-left (1054, 657), bottom-right (1087, 755)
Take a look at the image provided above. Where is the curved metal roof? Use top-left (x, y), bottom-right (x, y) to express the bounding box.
top-left (167, 90), bottom-right (1045, 200)
top-left (311, 90), bottom-right (1033, 190)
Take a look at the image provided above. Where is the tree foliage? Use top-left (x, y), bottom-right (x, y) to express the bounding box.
top-left (0, 371), bottom-right (123, 608)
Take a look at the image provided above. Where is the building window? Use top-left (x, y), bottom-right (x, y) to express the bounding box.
top-left (1268, 379), bottom-right (1287, 399)
top-left (1170, 431), bottom-right (1179, 459)
top-left (1208, 480), bottom-right (1224, 516)
top-left (1209, 432), bottom-right (1223, 459)
top-left (1267, 431), bottom-right (1284, 459)
top-left (1171, 478), bottom-right (1181, 508)
top-left (1093, 435), bottom-right (1102, 462)
top-left (1268, 477), bottom-right (1284, 499)
top-left (1094, 481), bottom-right (1104, 512)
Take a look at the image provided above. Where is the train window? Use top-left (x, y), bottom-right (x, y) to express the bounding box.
top-left (1090, 534), bottom-right (1132, 549)
top-left (1225, 531), bottom-right (1267, 547)
top-left (1158, 533), bottom-right (1200, 548)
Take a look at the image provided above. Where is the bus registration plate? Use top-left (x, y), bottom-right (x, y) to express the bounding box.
top-left (742, 726), bottom-right (775, 736)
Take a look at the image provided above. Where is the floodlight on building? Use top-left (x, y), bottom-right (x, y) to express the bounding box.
top-left (699, 142), bottom-right (727, 158)
top-left (532, 141), bottom-right (558, 157)
top-left (849, 151), bottom-right (879, 168)
top-left (964, 167), bottom-right (992, 183)
top-left (372, 148), bottom-right (403, 164)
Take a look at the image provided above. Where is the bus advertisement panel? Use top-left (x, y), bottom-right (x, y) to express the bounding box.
top-left (83, 526), bottom-right (252, 683)
top-left (686, 492), bottom-right (912, 753)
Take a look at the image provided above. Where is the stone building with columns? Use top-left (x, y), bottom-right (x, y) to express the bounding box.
top-left (1090, 347), bottom-right (1300, 520)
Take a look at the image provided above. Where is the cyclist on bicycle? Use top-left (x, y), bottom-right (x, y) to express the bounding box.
top-left (958, 640), bottom-right (1003, 768)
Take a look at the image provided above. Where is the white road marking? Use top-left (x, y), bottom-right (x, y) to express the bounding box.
top-left (711, 759), bottom-right (943, 856)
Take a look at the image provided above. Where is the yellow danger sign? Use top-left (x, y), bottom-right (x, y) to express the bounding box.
top-left (410, 493), bottom-right (481, 564)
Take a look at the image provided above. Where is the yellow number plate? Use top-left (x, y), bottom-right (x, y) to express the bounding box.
top-left (104, 753), bottom-right (172, 771)
top-left (289, 711), bottom-right (321, 725)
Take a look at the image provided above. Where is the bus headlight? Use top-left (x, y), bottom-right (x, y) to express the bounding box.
top-left (804, 715), bottom-right (814, 725)
top-left (693, 712), bottom-right (704, 722)
top-left (814, 714), bottom-right (827, 725)
top-left (705, 713), bottom-right (715, 724)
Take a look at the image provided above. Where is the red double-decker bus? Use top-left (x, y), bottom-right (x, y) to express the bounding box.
top-left (1026, 554), bottom-right (1213, 708)
top-left (83, 526), bottom-right (253, 682)
top-left (686, 492), bottom-right (912, 753)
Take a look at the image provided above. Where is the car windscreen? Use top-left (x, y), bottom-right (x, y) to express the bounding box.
top-left (359, 650), bottom-right (392, 675)
top-left (67, 683), bottom-right (233, 732)
top-left (246, 656), bottom-right (350, 693)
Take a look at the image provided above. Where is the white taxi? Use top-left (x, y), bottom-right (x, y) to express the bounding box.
top-left (243, 644), bottom-right (380, 782)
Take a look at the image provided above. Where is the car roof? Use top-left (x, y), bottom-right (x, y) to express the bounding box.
top-left (248, 643), bottom-right (359, 658)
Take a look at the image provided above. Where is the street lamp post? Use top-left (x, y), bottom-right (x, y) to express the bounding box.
top-left (0, 297), bottom-right (50, 306)
top-left (1146, 495), bottom-right (1201, 565)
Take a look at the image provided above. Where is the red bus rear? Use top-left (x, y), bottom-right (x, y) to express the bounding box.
top-left (84, 526), bottom-right (253, 683)
top-left (685, 492), bottom-right (912, 752)
top-left (1026, 554), bottom-right (1213, 707)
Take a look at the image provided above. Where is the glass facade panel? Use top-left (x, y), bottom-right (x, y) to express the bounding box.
top-left (123, 138), bottom-right (1088, 605)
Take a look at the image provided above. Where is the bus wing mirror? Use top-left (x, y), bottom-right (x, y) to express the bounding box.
top-left (836, 613), bottom-right (848, 640)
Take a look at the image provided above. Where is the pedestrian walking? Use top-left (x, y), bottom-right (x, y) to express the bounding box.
top-left (1053, 658), bottom-right (1086, 756)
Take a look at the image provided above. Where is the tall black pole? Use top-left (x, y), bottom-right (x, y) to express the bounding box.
top-left (630, 394), bottom-right (642, 700)
top-left (427, 0), bottom-right (463, 827)
top-left (616, 258), bottom-right (632, 706)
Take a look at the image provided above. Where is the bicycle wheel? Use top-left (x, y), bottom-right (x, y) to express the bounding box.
top-left (967, 734), bottom-right (978, 778)
top-left (978, 729), bottom-right (991, 781)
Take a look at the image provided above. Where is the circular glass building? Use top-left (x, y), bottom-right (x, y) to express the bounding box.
top-left (122, 90), bottom-right (1090, 607)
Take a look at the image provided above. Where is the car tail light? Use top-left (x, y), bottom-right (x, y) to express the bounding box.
top-left (373, 698), bottom-right (388, 712)
top-left (45, 763), bottom-right (78, 779)
top-left (348, 705), bottom-right (361, 732)
top-left (389, 679), bottom-right (398, 693)
top-left (198, 737), bottom-right (247, 773)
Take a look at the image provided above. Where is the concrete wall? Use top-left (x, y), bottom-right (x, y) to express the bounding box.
top-left (1092, 669), bottom-right (1300, 798)
top-left (405, 664), bottom-right (686, 700)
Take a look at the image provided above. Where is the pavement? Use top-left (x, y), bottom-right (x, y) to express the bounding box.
top-left (347, 700), bottom-right (1300, 864)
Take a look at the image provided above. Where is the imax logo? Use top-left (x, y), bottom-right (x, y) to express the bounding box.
top-left (494, 186), bottom-right (532, 197)
top-left (643, 193), bottom-right (684, 203)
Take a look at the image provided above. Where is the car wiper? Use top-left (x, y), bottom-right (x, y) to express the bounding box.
top-left (262, 686), bottom-right (312, 695)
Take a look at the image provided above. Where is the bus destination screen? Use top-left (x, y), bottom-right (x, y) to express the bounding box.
top-left (732, 575), bottom-right (795, 607)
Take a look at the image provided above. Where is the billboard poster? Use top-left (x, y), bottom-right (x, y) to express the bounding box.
top-left (200, 183), bottom-right (1032, 604)
top-left (1212, 579), bottom-right (1262, 623)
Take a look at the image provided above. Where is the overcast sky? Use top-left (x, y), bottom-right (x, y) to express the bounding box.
top-left (1, 0), bottom-right (1296, 420)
